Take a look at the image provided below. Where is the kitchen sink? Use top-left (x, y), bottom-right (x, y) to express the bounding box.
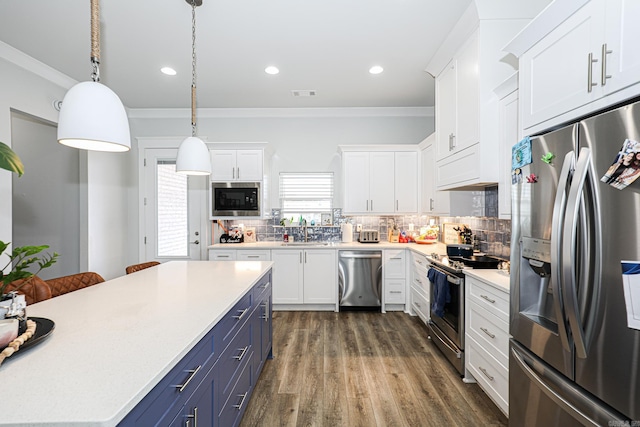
top-left (280, 242), bottom-right (336, 247)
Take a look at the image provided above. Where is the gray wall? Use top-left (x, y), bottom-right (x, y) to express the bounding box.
top-left (11, 111), bottom-right (80, 280)
top-left (128, 109), bottom-right (435, 258)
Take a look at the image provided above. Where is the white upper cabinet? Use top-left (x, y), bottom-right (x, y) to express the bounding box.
top-left (368, 152), bottom-right (395, 213)
top-left (210, 149), bottom-right (263, 181)
top-left (494, 73), bottom-right (519, 220)
top-left (394, 151), bottom-right (418, 213)
top-left (341, 148), bottom-right (418, 215)
top-left (434, 20), bottom-right (528, 190)
top-left (436, 60), bottom-right (458, 161)
top-left (420, 134), bottom-right (450, 215)
top-left (436, 31), bottom-right (480, 162)
top-left (516, 0), bottom-right (640, 132)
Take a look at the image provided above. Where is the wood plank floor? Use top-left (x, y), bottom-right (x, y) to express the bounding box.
top-left (240, 311), bottom-right (508, 427)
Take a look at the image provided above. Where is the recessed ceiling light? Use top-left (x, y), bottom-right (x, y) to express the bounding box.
top-left (161, 67), bottom-right (177, 76)
top-left (369, 65), bottom-right (384, 75)
top-left (265, 66), bottom-right (280, 75)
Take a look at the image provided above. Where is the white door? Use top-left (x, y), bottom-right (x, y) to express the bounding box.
top-left (143, 148), bottom-right (207, 262)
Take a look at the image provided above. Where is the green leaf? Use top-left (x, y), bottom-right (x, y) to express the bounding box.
top-left (0, 142), bottom-right (24, 177)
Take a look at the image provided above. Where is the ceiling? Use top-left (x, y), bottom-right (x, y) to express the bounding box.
top-left (0, 0), bottom-right (473, 110)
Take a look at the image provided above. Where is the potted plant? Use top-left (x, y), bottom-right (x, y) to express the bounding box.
top-left (0, 141), bottom-right (58, 317)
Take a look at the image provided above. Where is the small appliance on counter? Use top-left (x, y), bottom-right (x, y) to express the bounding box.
top-left (358, 230), bottom-right (380, 243)
top-left (341, 223), bottom-right (353, 243)
top-left (446, 244), bottom-right (473, 258)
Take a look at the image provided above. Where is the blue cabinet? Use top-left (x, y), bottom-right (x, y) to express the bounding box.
top-left (119, 270), bottom-right (272, 427)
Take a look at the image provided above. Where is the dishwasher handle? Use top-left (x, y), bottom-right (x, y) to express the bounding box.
top-left (339, 251), bottom-right (382, 259)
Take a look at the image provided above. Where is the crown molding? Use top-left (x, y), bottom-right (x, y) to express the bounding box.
top-left (0, 41), bottom-right (77, 90)
top-left (127, 106), bottom-right (434, 119)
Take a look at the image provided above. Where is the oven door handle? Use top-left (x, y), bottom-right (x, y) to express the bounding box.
top-left (428, 265), bottom-right (462, 285)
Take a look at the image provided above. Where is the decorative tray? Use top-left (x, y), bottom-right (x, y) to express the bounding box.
top-left (415, 239), bottom-right (438, 245)
top-left (0, 317), bottom-right (55, 353)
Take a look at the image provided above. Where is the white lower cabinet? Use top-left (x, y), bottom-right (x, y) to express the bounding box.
top-left (208, 249), bottom-right (270, 261)
top-left (272, 249), bottom-right (337, 308)
top-left (465, 274), bottom-right (510, 416)
top-left (236, 250), bottom-right (271, 261)
top-left (208, 249), bottom-right (237, 261)
top-left (410, 251), bottom-right (430, 323)
top-left (383, 249), bottom-right (407, 310)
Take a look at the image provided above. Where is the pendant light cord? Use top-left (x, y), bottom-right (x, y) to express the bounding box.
top-left (90, 0), bottom-right (101, 82)
top-left (191, 0), bottom-right (197, 137)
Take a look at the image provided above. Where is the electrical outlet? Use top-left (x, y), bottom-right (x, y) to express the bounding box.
top-left (356, 224), bottom-right (363, 232)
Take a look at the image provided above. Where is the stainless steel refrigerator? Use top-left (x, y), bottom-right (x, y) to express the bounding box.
top-left (510, 99), bottom-right (640, 425)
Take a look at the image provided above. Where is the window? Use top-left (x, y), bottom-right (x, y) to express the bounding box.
top-left (279, 172), bottom-right (333, 223)
top-left (156, 161), bottom-right (188, 257)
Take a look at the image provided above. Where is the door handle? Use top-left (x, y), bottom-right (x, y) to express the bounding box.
top-left (601, 43), bottom-right (612, 86)
top-left (190, 240), bottom-right (200, 245)
top-left (562, 147), bottom-right (592, 358)
top-left (430, 198), bottom-right (434, 211)
top-left (550, 151), bottom-right (574, 353)
top-left (587, 52), bottom-right (598, 93)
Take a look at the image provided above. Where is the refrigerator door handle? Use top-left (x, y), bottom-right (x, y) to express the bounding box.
top-left (511, 342), bottom-right (622, 426)
top-left (550, 151), bottom-right (575, 353)
top-left (562, 147), bottom-right (591, 359)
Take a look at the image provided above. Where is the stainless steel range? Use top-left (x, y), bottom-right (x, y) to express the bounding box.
top-left (425, 253), bottom-right (466, 375)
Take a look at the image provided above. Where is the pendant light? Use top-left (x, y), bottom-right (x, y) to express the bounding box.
top-left (57, 0), bottom-right (131, 152)
top-left (176, 0), bottom-right (211, 175)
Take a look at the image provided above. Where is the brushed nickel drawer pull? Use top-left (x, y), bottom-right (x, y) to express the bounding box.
top-left (479, 366), bottom-right (494, 381)
top-left (390, 290), bottom-right (402, 294)
top-left (480, 327), bottom-right (496, 339)
top-left (234, 345), bottom-right (249, 361)
top-left (601, 43), bottom-right (612, 86)
top-left (261, 302), bottom-right (269, 321)
top-left (234, 392), bottom-right (249, 410)
top-left (587, 52), bottom-right (598, 93)
top-left (233, 308), bottom-right (249, 321)
top-left (480, 294), bottom-right (496, 304)
top-left (175, 365), bottom-right (202, 392)
top-left (260, 281), bottom-right (270, 289)
top-left (186, 407), bottom-right (198, 427)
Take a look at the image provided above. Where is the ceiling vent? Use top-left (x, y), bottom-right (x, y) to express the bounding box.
top-left (291, 90), bottom-right (317, 97)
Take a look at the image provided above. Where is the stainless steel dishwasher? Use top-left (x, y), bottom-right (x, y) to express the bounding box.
top-left (338, 250), bottom-right (382, 310)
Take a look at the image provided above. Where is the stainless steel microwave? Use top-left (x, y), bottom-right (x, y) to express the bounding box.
top-left (211, 182), bottom-right (261, 217)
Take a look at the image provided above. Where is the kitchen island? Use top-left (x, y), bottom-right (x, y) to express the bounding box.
top-left (0, 260), bottom-right (273, 426)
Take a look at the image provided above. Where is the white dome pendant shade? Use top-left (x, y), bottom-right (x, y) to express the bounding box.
top-left (176, 136), bottom-right (211, 175)
top-left (57, 81), bottom-right (131, 152)
top-left (176, 0), bottom-right (211, 176)
top-left (57, 0), bottom-right (130, 152)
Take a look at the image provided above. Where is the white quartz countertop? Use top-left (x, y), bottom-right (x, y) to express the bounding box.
top-left (0, 260), bottom-right (273, 426)
top-left (208, 240), bottom-right (447, 253)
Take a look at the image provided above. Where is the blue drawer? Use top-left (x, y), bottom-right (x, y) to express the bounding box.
top-left (120, 326), bottom-right (217, 426)
top-left (216, 291), bottom-right (252, 353)
top-left (218, 320), bottom-right (253, 402)
top-left (218, 355), bottom-right (253, 427)
top-left (252, 272), bottom-right (271, 303)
